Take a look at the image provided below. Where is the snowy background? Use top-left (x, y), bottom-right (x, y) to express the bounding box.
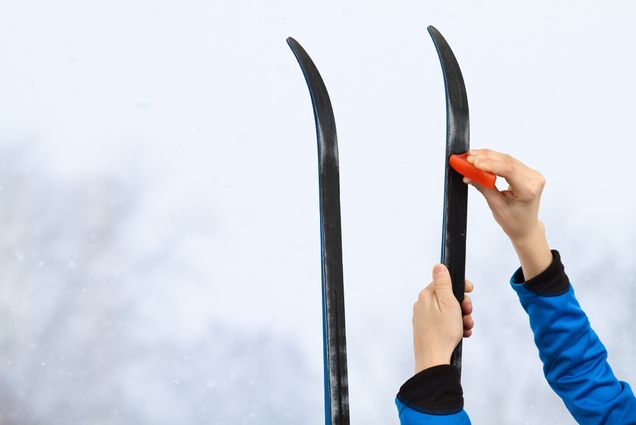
top-left (1, 0), bottom-right (635, 424)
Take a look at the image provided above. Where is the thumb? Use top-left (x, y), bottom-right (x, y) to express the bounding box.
top-left (432, 264), bottom-right (453, 297)
top-left (465, 178), bottom-right (507, 210)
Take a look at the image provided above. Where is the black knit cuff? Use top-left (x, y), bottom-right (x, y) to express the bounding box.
top-left (397, 365), bottom-right (463, 415)
top-left (512, 250), bottom-right (570, 296)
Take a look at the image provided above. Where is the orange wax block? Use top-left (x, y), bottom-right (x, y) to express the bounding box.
top-left (449, 153), bottom-right (497, 189)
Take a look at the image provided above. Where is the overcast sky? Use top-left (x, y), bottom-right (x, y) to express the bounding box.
top-left (1, 1), bottom-right (635, 424)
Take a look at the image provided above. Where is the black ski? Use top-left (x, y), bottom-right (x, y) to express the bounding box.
top-left (286, 37), bottom-right (350, 425)
top-left (428, 26), bottom-right (469, 377)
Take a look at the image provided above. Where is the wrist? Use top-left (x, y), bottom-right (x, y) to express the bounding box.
top-left (509, 221), bottom-right (544, 247)
top-left (414, 353), bottom-right (451, 374)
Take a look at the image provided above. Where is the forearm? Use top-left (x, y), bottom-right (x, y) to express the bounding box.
top-left (510, 221), bottom-right (552, 281)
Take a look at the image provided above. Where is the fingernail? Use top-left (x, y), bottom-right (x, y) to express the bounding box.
top-left (433, 264), bottom-right (446, 275)
top-left (466, 155), bottom-right (475, 164)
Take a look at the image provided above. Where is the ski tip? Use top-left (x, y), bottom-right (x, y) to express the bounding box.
top-left (286, 37), bottom-right (305, 57)
top-left (427, 25), bottom-right (443, 39)
top-left (286, 37), bottom-right (302, 52)
top-left (450, 153), bottom-right (496, 189)
top-left (427, 25), bottom-right (447, 46)
top-left (426, 26), bottom-right (449, 55)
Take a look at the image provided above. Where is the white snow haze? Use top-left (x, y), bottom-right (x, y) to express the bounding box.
top-left (0, 0), bottom-right (635, 424)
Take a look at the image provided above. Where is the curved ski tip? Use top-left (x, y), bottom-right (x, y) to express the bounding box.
top-left (287, 37), bottom-right (304, 52)
top-left (286, 37), bottom-right (305, 55)
top-left (427, 25), bottom-right (444, 42)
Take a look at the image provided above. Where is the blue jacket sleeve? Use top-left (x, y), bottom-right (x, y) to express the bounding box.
top-left (396, 398), bottom-right (471, 424)
top-left (395, 365), bottom-right (471, 424)
top-left (510, 251), bottom-right (636, 424)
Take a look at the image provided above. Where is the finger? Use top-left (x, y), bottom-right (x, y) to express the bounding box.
top-left (464, 279), bottom-right (474, 293)
top-left (468, 148), bottom-right (513, 163)
top-left (463, 172), bottom-right (500, 197)
top-left (431, 264), bottom-right (455, 307)
top-left (461, 295), bottom-right (472, 316)
top-left (469, 156), bottom-right (515, 178)
top-left (417, 286), bottom-right (433, 303)
top-left (431, 264), bottom-right (451, 287)
top-left (463, 177), bottom-right (483, 193)
top-left (468, 151), bottom-right (542, 197)
top-left (466, 178), bottom-right (508, 210)
top-left (467, 150), bottom-right (516, 177)
top-left (464, 329), bottom-right (473, 338)
top-left (463, 315), bottom-right (474, 332)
